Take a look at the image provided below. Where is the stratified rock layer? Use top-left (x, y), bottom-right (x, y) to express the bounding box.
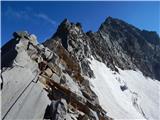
top-left (1, 31), bottom-right (111, 120)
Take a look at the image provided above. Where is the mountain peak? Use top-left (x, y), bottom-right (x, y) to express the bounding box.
top-left (47, 17), bottom-right (160, 81)
top-left (60, 18), bottom-right (71, 28)
top-left (99, 16), bottom-right (121, 32)
top-left (104, 16), bottom-right (121, 24)
top-left (50, 19), bottom-right (83, 50)
top-left (105, 16), bottom-right (115, 22)
top-left (62, 18), bottom-right (70, 23)
top-left (56, 18), bottom-right (72, 32)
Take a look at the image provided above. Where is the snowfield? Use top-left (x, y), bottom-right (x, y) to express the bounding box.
top-left (89, 58), bottom-right (160, 120)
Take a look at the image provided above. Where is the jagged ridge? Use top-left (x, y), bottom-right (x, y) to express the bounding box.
top-left (1, 16), bottom-right (160, 120)
top-left (44, 16), bottom-right (160, 80)
top-left (1, 30), bottom-right (112, 120)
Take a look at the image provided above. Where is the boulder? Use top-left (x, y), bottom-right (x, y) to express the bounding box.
top-left (38, 61), bottom-right (47, 71)
top-left (60, 75), bottom-right (66, 84)
top-left (120, 85), bottom-right (128, 91)
top-left (38, 75), bottom-right (47, 84)
top-left (36, 56), bottom-right (43, 63)
top-left (28, 34), bottom-right (38, 45)
top-left (37, 44), bottom-right (45, 51)
top-left (51, 73), bottom-right (61, 84)
top-left (88, 109), bottom-right (99, 120)
top-left (48, 52), bottom-right (60, 65)
top-left (50, 99), bottom-right (68, 120)
top-left (48, 62), bottom-right (61, 76)
top-left (44, 47), bottom-right (53, 60)
top-left (78, 114), bottom-right (89, 120)
top-left (44, 67), bottom-right (53, 78)
top-left (36, 44), bottom-right (53, 61)
top-left (13, 31), bottom-right (29, 39)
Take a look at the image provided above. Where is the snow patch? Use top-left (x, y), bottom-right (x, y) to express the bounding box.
top-left (89, 58), bottom-right (160, 120)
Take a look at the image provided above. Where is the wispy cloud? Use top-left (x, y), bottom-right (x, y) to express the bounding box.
top-left (4, 7), bottom-right (30, 20)
top-left (35, 13), bottom-right (56, 25)
top-left (4, 7), bottom-right (57, 26)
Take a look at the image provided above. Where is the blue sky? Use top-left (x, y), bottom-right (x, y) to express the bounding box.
top-left (1, 1), bottom-right (160, 46)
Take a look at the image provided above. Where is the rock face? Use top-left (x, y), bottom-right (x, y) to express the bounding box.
top-left (1, 17), bottom-right (160, 120)
top-left (97, 17), bottom-right (160, 80)
top-left (44, 17), bottom-right (160, 81)
top-left (1, 32), bottom-right (50, 120)
top-left (1, 31), bottom-right (111, 119)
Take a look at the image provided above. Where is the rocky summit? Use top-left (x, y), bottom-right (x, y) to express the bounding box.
top-left (1, 17), bottom-right (160, 120)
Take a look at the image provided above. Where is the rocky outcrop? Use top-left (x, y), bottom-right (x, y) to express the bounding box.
top-left (1, 32), bottom-right (50, 120)
top-left (97, 17), bottom-right (160, 80)
top-left (45, 17), bottom-right (160, 81)
top-left (1, 16), bottom-right (160, 120)
top-left (1, 31), bottom-right (112, 120)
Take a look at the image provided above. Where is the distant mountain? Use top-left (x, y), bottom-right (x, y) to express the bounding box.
top-left (44, 17), bottom-right (160, 81)
top-left (1, 17), bottom-right (160, 120)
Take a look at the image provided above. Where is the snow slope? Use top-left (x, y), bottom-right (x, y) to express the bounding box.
top-left (89, 58), bottom-right (160, 120)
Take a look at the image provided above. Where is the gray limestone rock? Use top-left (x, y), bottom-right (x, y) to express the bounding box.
top-left (51, 73), bottom-right (61, 84)
top-left (49, 99), bottom-right (68, 120)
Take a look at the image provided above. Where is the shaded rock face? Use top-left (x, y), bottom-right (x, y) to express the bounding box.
top-left (1, 37), bottom-right (19, 68)
top-left (98, 17), bottom-right (160, 80)
top-left (44, 17), bottom-right (160, 80)
top-left (44, 19), bottom-right (94, 78)
top-left (141, 30), bottom-right (160, 45)
top-left (1, 31), bottom-right (38, 68)
top-left (47, 99), bottom-right (68, 120)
